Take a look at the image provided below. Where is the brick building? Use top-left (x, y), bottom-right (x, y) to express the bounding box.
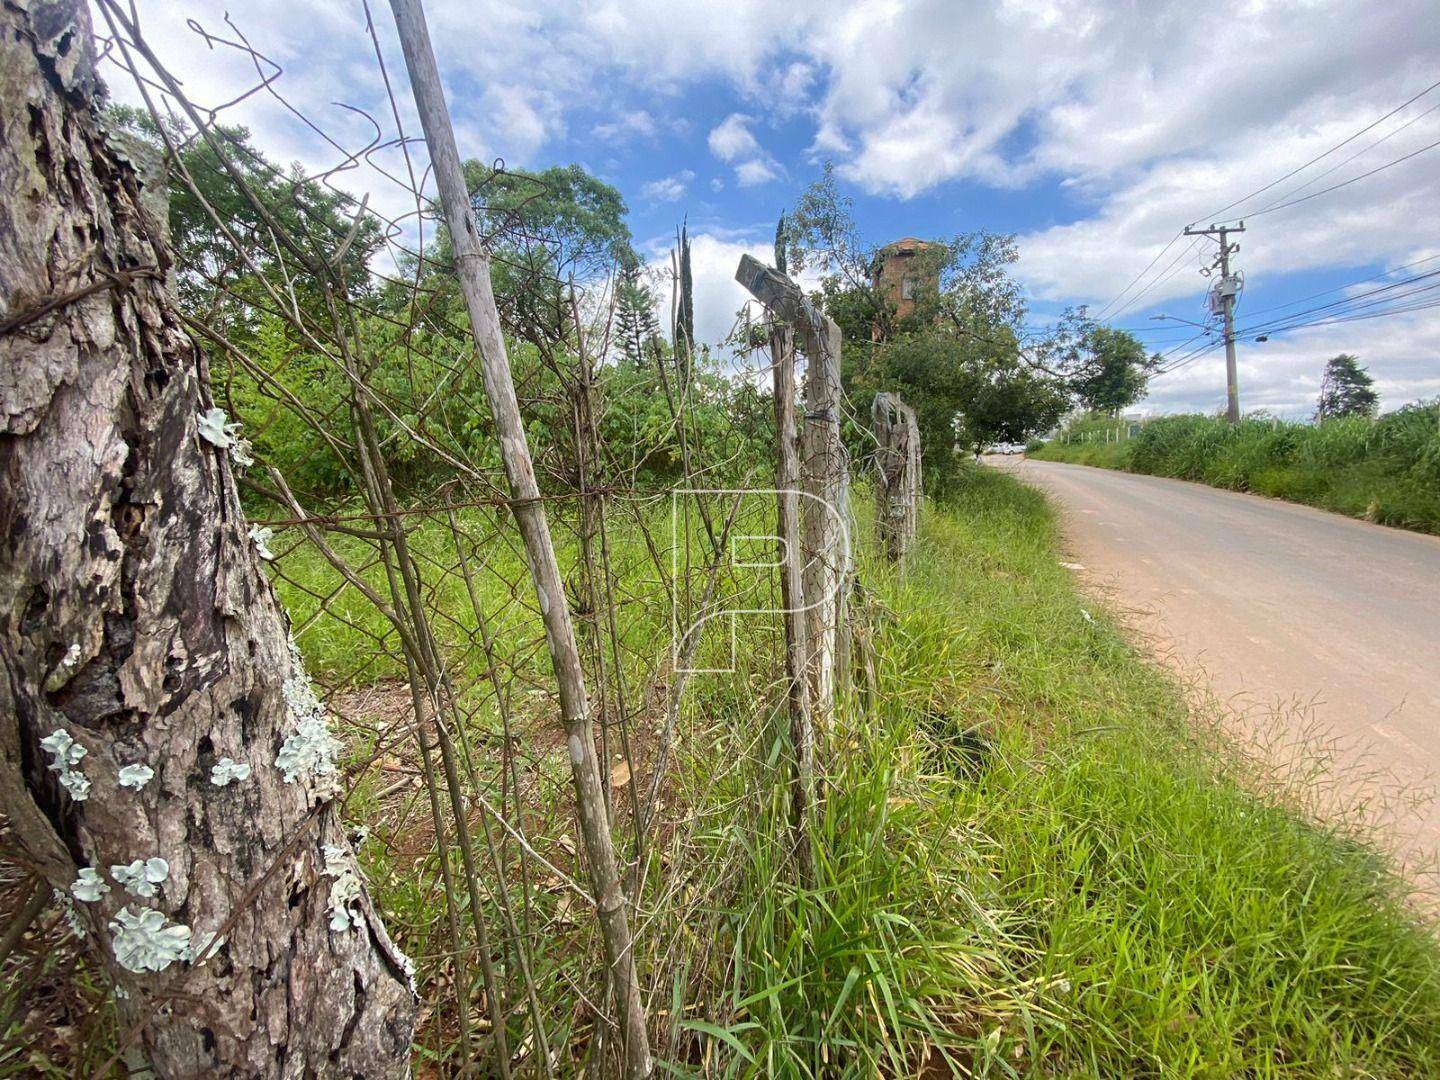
top-left (874, 236), bottom-right (939, 320)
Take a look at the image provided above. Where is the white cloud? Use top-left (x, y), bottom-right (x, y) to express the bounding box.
top-left (735, 159), bottom-right (780, 187)
top-left (640, 170), bottom-right (696, 202)
top-left (594, 110), bottom-right (658, 142)
top-left (707, 113), bottom-right (761, 161)
top-left (707, 113), bottom-right (781, 186)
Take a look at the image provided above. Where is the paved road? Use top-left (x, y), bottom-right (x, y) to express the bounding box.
top-left (995, 456), bottom-right (1440, 865)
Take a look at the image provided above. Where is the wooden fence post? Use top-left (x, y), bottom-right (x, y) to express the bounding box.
top-left (735, 255), bottom-right (852, 719)
top-left (769, 322), bottom-right (816, 856)
top-left (872, 392), bottom-right (922, 561)
top-left (389, 2), bottom-right (652, 1075)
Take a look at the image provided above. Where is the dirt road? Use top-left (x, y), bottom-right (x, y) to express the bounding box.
top-left (996, 456), bottom-right (1440, 864)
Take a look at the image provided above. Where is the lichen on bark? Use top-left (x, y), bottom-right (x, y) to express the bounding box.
top-left (0, 1), bottom-right (418, 1074)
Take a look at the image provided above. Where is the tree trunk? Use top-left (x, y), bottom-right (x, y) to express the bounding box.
top-left (0, 3), bottom-right (416, 1075)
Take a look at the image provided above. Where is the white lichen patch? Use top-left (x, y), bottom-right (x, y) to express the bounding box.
top-left (54, 889), bottom-right (86, 936)
top-left (197, 407), bottom-right (238, 449)
top-left (184, 928), bottom-right (225, 966)
top-left (117, 763), bottom-right (154, 790)
top-left (197, 407), bottom-right (254, 469)
top-left (72, 866), bottom-right (110, 903)
top-left (210, 757), bottom-right (252, 786)
top-left (321, 843), bottom-right (362, 933)
top-left (40, 728), bottom-right (85, 767)
top-left (58, 770), bottom-right (92, 801)
top-left (111, 857), bottom-right (169, 899)
top-left (247, 525), bottom-right (275, 561)
top-left (109, 907), bottom-right (191, 974)
top-left (40, 728), bottom-right (90, 802)
top-left (60, 642), bottom-right (82, 670)
top-left (229, 436), bottom-right (255, 469)
top-left (276, 638), bottom-right (342, 797)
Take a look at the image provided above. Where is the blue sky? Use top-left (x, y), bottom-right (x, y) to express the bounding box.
top-left (102, 0), bottom-right (1440, 416)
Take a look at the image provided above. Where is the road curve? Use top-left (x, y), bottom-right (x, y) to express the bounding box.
top-left (994, 456), bottom-right (1440, 864)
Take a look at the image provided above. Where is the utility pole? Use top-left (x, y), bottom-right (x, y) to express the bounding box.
top-left (1184, 221), bottom-right (1245, 423)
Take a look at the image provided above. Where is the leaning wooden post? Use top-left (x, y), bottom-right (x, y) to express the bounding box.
top-left (735, 255), bottom-right (852, 719)
top-left (389, 2), bottom-right (652, 1076)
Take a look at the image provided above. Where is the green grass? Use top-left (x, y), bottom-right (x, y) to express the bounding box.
top-left (673, 465), bottom-right (1440, 1076)
top-left (25, 473), bottom-right (1431, 1077)
top-left (1032, 406), bottom-right (1440, 532)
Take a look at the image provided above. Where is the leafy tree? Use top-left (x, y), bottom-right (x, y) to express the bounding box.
top-left (784, 163), bottom-right (1027, 346)
top-left (1069, 325), bottom-right (1155, 415)
top-left (471, 163), bottom-right (633, 348)
top-left (847, 330), bottom-right (1067, 491)
top-left (104, 105), bottom-right (380, 331)
top-left (1317, 354), bottom-right (1379, 419)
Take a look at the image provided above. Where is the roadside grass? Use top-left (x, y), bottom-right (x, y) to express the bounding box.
top-left (1032, 406), bottom-right (1440, 533)
top-left (878, 465), bottom-right (1440, 1076)
top-left (9, 471), bottom-right (1438, 1077)
top-left (293, 470), bottom-right (1440, 1076)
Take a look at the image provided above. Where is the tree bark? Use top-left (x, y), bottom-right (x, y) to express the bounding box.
top-left (0, 2), bottom-right (416, 1075)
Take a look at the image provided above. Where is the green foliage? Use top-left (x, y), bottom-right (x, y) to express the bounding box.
top-left (847, 331), bottom-right (1068, 493)
top-left (614, 257), bottom-right (663, 367)
top-left (1069, 325), bottom-right (1153, 415)
top-left (1034, 403), bottom-right (1440, 532)
top-left (1317, 353), bottom-right (1380, 420)
top-left (36, 471), bottom-right (1440, 1075)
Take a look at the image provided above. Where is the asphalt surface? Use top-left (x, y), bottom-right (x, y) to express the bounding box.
top-left (994, 456), bottom-right (1440, 864)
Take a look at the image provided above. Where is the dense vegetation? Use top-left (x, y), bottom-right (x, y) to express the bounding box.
top-left (264, 469), bottom-right (1440, 1074)
top-left (11, 96), bottom-right (1438, 1077)
top-left (1034, 405), bottom-right (1440, 532)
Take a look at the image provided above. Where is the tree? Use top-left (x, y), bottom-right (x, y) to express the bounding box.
top-left (103, 106), bottom-right (381, 335)
top-left (784, 164), bottom-right (1027, 346)
top-left (615, 255), bottom-right (663, 366)
top-left (1070, 326), bottom-right (1154, 415)
top-left (848, 331), bottom-right (1067, 490)
top-left (467, 161), bottom-right (634, 347)
top-left (0, 5), bottom-right (416, 1073)
top-left (1317, 354), bottom-right (1379, 419)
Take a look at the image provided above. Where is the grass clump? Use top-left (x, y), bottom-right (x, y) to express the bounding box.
top-left (1032, 404), bottom-right (1440, 532)
top-left (840, 465), bottom-right (1440, 1076)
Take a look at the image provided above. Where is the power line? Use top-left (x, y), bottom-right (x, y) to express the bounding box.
top-left (1107, 237), bottom-right (1205, 321)
top-left (1239, 133), bottom-right (1440, 220)
top-left (1093, 231), bottom-right (1184, 319)
top-left (1240, 251), bottom-right (1440, 319)
top-left (1245, 99), bottom-right (1440, 215)
top-left (1190, 75), bottom-right (1440, 226)
top-left (1236, 269), bottom-right (1440, 335)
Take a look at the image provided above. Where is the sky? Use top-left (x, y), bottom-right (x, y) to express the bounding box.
top-left (97, 0), bottom-right (1440, 417)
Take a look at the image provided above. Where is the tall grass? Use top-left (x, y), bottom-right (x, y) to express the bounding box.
top-left (1033, 404), bottom-right (1440, 532)
top-left (636, 467), bottom-right (1440, 1076)
top-left (75, 472), bottom-right (1434, 1077)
